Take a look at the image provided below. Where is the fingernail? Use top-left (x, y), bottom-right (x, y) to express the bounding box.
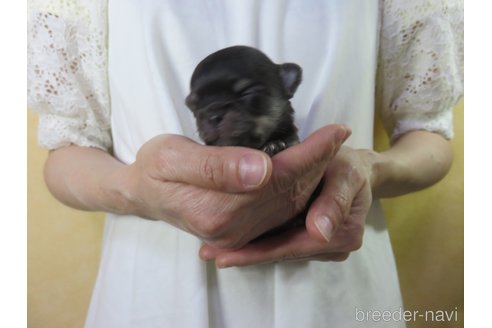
top-left (217, 258), bottom-right (230, 269)
top-left (239, 154), bottom-right (268, 187)
top-left (335, 126), bottom-right (352, 143)
top-left (314, 215), bottom-right (334, 242)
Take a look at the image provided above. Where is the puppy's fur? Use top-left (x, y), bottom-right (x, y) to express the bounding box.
top-left (185, 46), bottom-right (302, 156)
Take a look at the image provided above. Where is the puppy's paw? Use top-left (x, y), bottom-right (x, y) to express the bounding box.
top-left (262, 140), bottom-right (287, 156)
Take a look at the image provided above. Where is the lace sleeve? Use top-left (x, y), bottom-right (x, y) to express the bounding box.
top-left (27, 0), bottom-right (112, 151)
top-left (376, 0), bottom-right (463, 143)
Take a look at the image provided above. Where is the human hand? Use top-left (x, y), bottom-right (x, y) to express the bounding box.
top-left (199, 145), bottom-right (377, 267)
top-left (107, 125), bottom-right (350, 249)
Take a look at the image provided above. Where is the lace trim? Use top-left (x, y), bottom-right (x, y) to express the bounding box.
top-left (27, 0), bottom-right (111, 150)
top-left (376, 0), bottom-right (463, 143)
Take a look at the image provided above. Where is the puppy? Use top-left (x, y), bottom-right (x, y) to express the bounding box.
top-left (186, 46), bottom-right (315, 234)
top-left (185, 45), bottom-right (302, 156)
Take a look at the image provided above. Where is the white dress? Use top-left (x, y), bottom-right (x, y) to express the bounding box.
top-left (27, 1), bottom-right (463, 327)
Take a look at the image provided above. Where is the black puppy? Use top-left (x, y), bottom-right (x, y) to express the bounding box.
top-left (185, 45), bottom-right (302, 156)
top-left (186, 46), bottom-right (314, 234)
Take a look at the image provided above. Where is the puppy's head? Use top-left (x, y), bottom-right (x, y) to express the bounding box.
top-left (185, 46), bottom-right (302, 148)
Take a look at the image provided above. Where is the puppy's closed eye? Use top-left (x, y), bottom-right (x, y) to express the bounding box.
top-left (233, 79), bottom-right (266, 96)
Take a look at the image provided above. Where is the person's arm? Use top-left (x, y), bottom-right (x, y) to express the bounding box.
top-left (371, 130), bottom-right (453, 198)
top-left (43, 137), bottom-right (272, 215)
top-left (44, 146), bottom-right (129, 214)
top-left (43, 126), bottom-right (349, 249)
top-left (43, 134), bottom-right (274, 244)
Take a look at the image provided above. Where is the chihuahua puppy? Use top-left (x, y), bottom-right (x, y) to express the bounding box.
top-left (186, 46), bottom-right (315, 234)
top-left (185, 45), bottom-right (302, 156)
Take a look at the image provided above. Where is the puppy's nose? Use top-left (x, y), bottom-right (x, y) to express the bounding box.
top-left (209, 114), bottom-right (223, 126)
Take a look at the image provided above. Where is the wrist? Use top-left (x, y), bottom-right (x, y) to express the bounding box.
top-left (99, 163), bottom-right (139, 216)
top-left (368, 149), bottom-right (414, 199)
top-left (355, 148), bottom-right (403, 199)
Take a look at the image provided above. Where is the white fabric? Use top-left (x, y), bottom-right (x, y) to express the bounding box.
top-left (27, 0), bottom-right (464, 327)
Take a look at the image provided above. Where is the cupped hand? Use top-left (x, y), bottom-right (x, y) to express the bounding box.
top-left (199, 146), bottom-right (377, 267)
top-left (107, 125), bottom-right (350, 249)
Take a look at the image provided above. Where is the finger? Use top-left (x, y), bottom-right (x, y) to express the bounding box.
top-left (204, 228), bottom-right (332, 267)
top-left (305, 164), bottom-right (362, 244)
top-left (199, 228), bottom-right (352, 266)
top-left (153, 134), bottom-right (273, 192)
top-left (271, 125), bottom-right (351, 191)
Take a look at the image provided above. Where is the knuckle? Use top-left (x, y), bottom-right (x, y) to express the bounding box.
top-left (185, 208), bottom-right (227, 240)
top-left (345, 224), bottom-right (364, 251)
top-left (348, 236), bottom-right (363, 251)
top-left (199, 153), bottom-right (226, 188)
top-left (331, 191), bottom-right (351, 221)
top-left (336, 157), bottom-right (366, 189)
top-left (348, 166), bottom-right (365, 188)
top-left (195, 219), bottom-right (223, 240)
top-left (183, 194), bottom-right (243, 245)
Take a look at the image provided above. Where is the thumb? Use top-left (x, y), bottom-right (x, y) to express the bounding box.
top-left (150, 134), bottom-right (272, 192)
top-left (271, 125), bottom-right (351, 191)
top-left (305, 168), bottom-right (357, 244)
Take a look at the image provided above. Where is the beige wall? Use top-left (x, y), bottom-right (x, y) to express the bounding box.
top-left (27, 99), bottom-right (464, 327)
top-left (375, 98), bottom-right (464, 328)
top-left (27, 111), bottom-right (105, 327)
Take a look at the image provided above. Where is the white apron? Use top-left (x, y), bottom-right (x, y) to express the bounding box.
top-left (86, 1), bottom-right (405, 327)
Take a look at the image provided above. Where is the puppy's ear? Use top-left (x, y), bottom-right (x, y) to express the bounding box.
top-left (279, 63), bottom-right (302, 98)
top-left (185, 92), bottom-right (199, 110)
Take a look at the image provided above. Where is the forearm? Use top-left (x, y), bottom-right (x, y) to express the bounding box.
top-left (369, 130), bottom-right (453, 198)
top-left (43, 146), bottom-right (131, 214)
